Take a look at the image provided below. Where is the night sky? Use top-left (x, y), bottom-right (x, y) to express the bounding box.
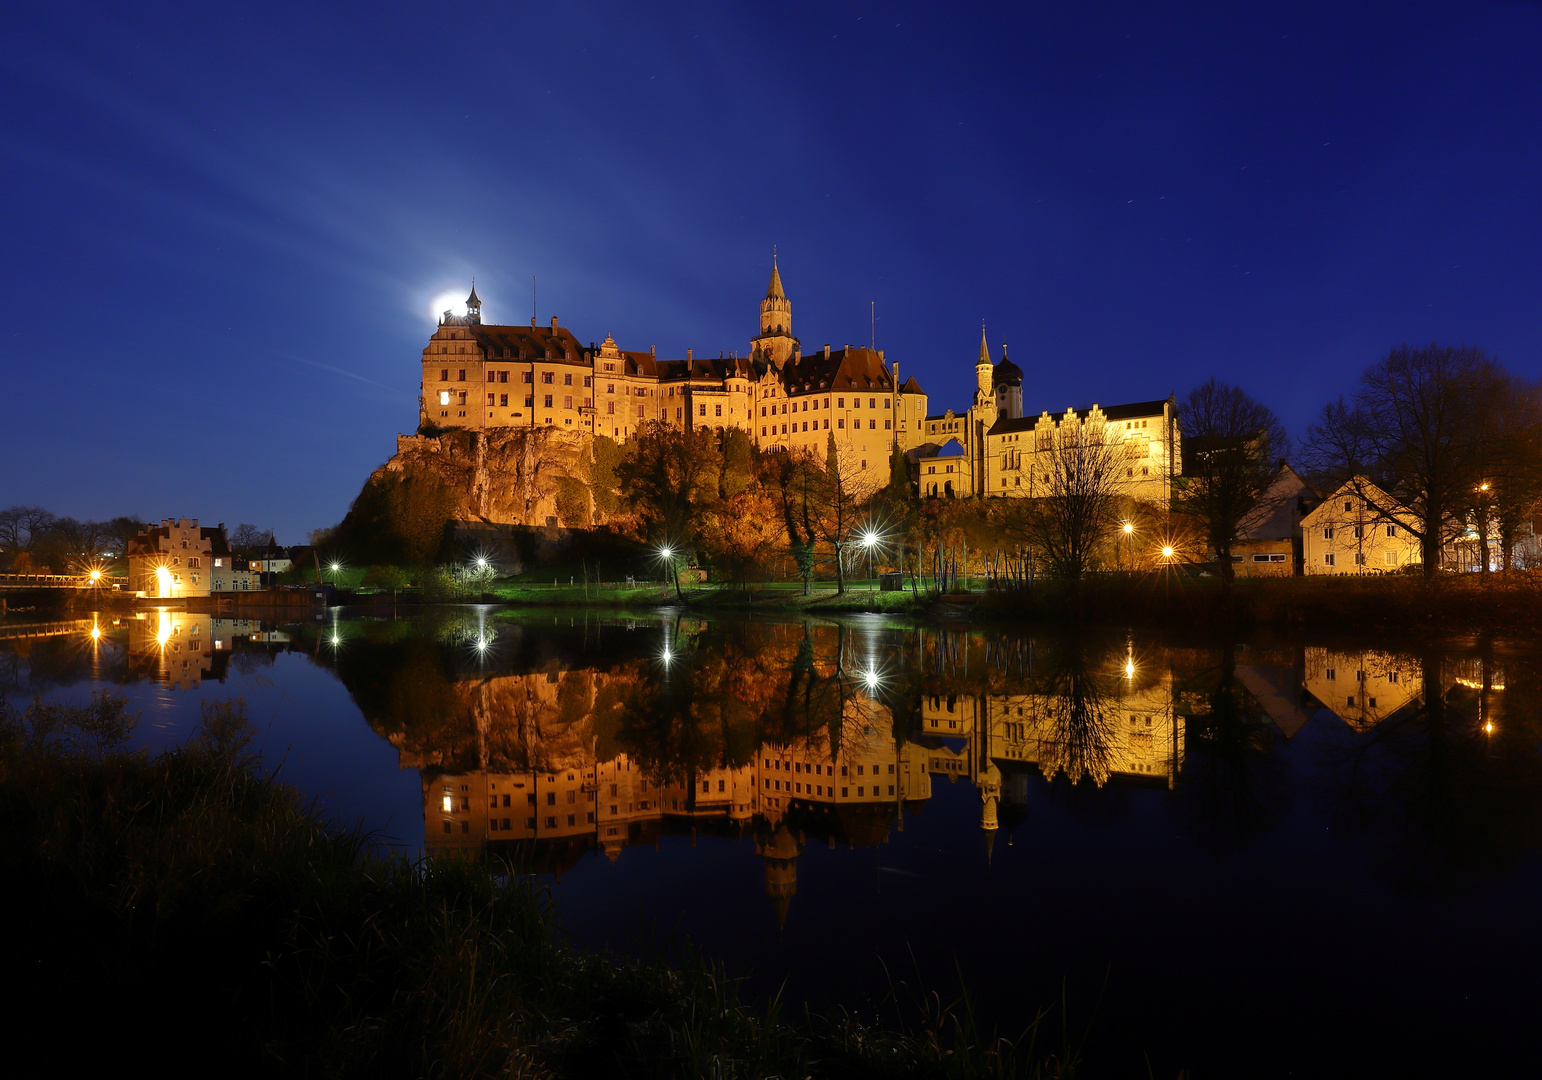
top-left (4, 2), bottom-right (1540, 541)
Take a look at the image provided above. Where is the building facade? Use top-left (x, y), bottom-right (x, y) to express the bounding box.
top-left (417, 263), bottom-right (930, 496)
top-left (910, 329), bottom-right (1181, 504)
top-left (1300, 478), bottom-right (1423, 574)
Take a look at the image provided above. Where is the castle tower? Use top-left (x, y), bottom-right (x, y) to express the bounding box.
top-left (993, 345), bottom-right (1023, 420)
top-left (974, 325), bottom-right (994, 404)
top-left (465, 281), bottom-right (482, 325)
top-left (750, 254), bottom-right (799, 368)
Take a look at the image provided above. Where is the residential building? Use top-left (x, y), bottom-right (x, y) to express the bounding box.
top-left (1300, 478), bottom-right (1423, 574)
top-left (1230, 464), bottom-right (1318, 576)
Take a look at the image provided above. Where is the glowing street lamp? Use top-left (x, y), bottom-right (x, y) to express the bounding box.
top-left (657, 544), bottom-right (681, 599)
top-left (88, 568), bottom-right (102, 583)
top-left (1121, 521), bottom-right (1135, 571)
top-left (1161, 545), bottom-right (1175, 560)
top-left (860, 528), bottom-right (881, 591)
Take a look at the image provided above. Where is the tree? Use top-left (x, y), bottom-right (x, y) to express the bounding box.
top-left (1477, 375), bottom-right (1542, 571)
top-left (1305, 344), bottom-right (1509, 579)
top-left (1006, 415), bottom-right (1123, 581)
top-left (720, 428), bottom-right (755, 499)
top-left (1175, 378), bottom-right (1289, 588)
top-left (766, 449), bottom-right (821, 594)
top-left (614, 423), bottom-right (722, 594)
top-left (811, 433), bottom-right (873, 594)
top-left (0, 506), bottom-right (55, 554)
top-left (230, 524), bottom-right (275, 552)
top-left (586, 435), bottom-right (626, 520)
top-left (553, 476), bottom-right (591, 527)
top-left (698, 490), bottom-right (784, 587)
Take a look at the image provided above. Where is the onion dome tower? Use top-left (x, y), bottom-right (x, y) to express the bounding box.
top-left (993, 345), bottom-right (1023, 420)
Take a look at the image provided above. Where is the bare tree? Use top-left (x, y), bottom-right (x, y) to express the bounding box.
top-left (811, 433), bottom-right (877, 594)
top-left (1305, 344), bottom-right (1509, 579)
top-left (0, 506), bottom-right (55, 553)
top-left (1175, 378), bottom-right (1289, 589)
top-left (230, 523), bottom-right (275, 552)
top-left (1007, 416), bottom-right (1123, 581)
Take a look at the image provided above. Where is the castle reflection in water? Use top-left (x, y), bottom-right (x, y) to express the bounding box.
top-left (279, 612), bottom-right (1495, 927)
top-left (0, 609), bottom-right (1515, 927)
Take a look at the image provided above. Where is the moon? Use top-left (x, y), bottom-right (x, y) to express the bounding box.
top-left (429, 290), bottom-right (465, 322)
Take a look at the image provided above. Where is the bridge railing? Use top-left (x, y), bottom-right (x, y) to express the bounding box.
top-left (0, 573), bottom-right (114, 589)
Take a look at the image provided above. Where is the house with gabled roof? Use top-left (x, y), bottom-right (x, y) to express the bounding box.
top-left (1300, 477), bottom-right (1423, 574)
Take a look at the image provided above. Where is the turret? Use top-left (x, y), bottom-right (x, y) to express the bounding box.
top-left (975, 325), bottom-right (993, 399)
top-left (751, 253), bottom-right (799, 368)
top-left (993, 345), bottom-right (1023, 420)
top-left (465, 281), bottom-right (482, 324)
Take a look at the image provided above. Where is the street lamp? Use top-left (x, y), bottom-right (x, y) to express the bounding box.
top-left (1161, 545), bottom-right (1175, 560)
top-left (860, 529), bottom-right (880, 591)
top-left (1122, 521), bottom-right (1134, 572)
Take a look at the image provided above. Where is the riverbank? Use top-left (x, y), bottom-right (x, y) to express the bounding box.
top-left (0, 694), bottom-right (1073, 1078)
top-left (485, 571), bottom-right (1542, 636)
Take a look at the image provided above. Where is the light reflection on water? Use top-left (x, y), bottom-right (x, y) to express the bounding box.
top-left (3, 608), bottom-right (1539, 1076)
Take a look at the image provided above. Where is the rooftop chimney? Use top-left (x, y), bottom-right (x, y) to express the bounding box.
top-left (823, 344), bottom-right (830, 359)
top-left (550, 316), bottom-right (559, 330)
top-left (687, 348), bottom-right (693, 361)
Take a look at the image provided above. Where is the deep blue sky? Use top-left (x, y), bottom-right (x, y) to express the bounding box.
top-left (3, 2), bottom-right (1540, 541)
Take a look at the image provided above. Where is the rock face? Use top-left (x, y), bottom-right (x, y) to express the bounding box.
top-left (387, 428), bottom-right (594, 527)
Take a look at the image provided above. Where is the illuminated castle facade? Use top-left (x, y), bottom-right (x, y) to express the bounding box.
top-left (415, 260), bottom-right (1181, 503)
top-left (418, 262), bottom-right (930, 492)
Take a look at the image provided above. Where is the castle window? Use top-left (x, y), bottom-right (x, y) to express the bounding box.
top-left (440, 369), bottom-right (448, 381)
top-left (457, 370), bottom-right (466, 381)
top-left (869, 398), bottom-right (876, 408)
top-left (500, 394), bottom-right (508, 407)
top-left (677, 408), bottom-right (683, 420)
top-left (458, 391), bottom-right (467, 405)
top-left (542, 372), bottom-right (554, 384)
top-left (525, 396), bottom-right (534, 407)
top-left (869, 419), bottom-right (877, 429)
top-left (762, 426), bottom-right (767, 436)
top-left (584, 397), bottom-right (591, 407)
top-left (543, 394), bottom-right (553, 408)
top-left (607, 402), bottom-right (615, 415)
top-left (823, 419), bottom-right (830, 429)
top-left (699, 404), bottom-right (707, 416)
top-left (584, 376), bottom-right (591, 387)
top-left (714, 404), bottom-right (722, 417)
top-left (564, 396), bottom-right (573, 408)
top-left (487, 370), bottom-right (495, 382)
top-left (607, 384), bottom-right (614, 394)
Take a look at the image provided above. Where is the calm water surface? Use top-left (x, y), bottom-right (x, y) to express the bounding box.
top-left (5, 606), bottom-right (1540, 1077)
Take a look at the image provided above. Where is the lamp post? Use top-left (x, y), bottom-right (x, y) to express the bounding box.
top-left (860, 529), bottom-right (880, 591)
top-left (1122, 521), bottom-right (1134, 572)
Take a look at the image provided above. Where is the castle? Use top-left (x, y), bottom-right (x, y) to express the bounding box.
top-left (413, 259), bottom-right (1179, 503)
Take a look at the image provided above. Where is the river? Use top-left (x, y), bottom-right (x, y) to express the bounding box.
top-left (4, 605), bottom-right (1539, 1077)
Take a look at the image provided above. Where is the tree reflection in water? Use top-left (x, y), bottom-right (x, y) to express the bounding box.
top-left (1172, 642), bottom-right (1289, 854)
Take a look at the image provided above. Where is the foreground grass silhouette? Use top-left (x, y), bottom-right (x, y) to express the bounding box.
top-left (0, 694), bottom-right (1085, 1079)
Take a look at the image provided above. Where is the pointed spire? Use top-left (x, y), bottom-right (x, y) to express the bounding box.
top-left (978, 322), bottom-right (991, 366)
top-left (466, 279), bottom-right (481, 308)
top-left (767, 248), bottom-right (785, 300)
